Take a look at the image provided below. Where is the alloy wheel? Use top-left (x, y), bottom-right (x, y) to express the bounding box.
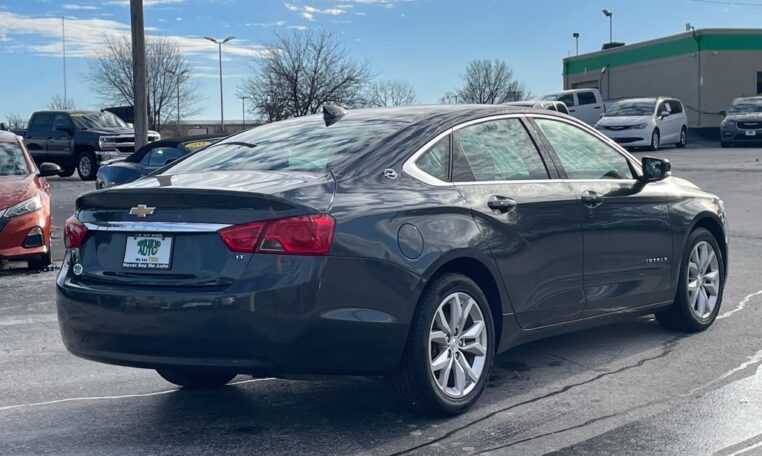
top-left (687, 241), bottom-right (721, 320)
top-left (652, 131), bottom-right (660, 150)
top-left (79, 155), bottom-right (92, 178)
top-left (428, 292), bottom-right (488, 398)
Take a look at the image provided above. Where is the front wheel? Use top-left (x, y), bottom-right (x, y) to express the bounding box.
top-left (656, 228), bottom-right (724, 332)
top-left (649, 129), bottom-right (661, 151)
top-left (157, 369), bottom-right (236, 389)
top-left (675, 127), bottom-right (688, 148)
top-left (389, 273), bottom-right (495, 416)
top-left (76, 151), bottom-right (98, 181)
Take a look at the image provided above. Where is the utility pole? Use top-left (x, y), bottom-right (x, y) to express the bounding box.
top-left (238, 96), bottom-right (249, 130)
top-left (130, 0), bottom-right (148, 149)
top-left (204, 36), bottom-right (235, 134)
top-left (62, 17), bottom-right (68, 105)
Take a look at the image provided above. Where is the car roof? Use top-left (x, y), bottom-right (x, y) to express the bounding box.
top-left (0, 130), bottom-right (20, 143)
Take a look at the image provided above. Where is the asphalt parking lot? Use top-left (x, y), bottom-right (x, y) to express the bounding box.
top-left (1, 142), bottom-right (762, 455)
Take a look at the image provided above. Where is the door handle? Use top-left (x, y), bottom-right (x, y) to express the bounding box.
top-left (487, 196), bottom-right (517, 214)
top-left (581, 190), bottom-right (604, 208)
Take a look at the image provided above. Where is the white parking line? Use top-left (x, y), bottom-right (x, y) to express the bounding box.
top-left (718, 290), bottom-right (762, 320)
top-left (0, 378), bottom-right (274, 412)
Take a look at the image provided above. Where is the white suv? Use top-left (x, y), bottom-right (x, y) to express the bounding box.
top-left (595, 97), bottom-right (688, 150)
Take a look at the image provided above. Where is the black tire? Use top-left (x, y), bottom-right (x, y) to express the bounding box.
top-left (76, 151), bottom-right (98, 181)
top-left (28, 251), bottom-right (52, 271)
top-left (649, 128), bottom-right (661, 151)
top-left (655, 228), bottom-right (725, 332)
top-left (156, 369), bottom-right (236, 389)
top-left (389, 273), bottom-right (495, 416)
top-left (675, 127), bottom-right (688, 148)
top-left (58, 167), bottom-right (75, 178)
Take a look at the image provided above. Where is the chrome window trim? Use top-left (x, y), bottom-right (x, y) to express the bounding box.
top-left (84, 221), bottom-right (230, 233)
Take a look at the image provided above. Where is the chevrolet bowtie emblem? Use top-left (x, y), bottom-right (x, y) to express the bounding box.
top-left (129, 204), bottom-right (156, 218)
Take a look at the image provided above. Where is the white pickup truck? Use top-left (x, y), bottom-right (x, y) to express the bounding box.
top-left (540, 88), bottom-right (605, 125)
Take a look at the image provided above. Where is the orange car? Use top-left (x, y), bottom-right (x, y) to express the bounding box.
top-left (0, 130), bottom-right (61, 269)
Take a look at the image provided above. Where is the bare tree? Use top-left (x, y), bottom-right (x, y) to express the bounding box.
top-left (48, 95), bottom-right (76, 110)
top-left (87, 36), bottom-right (199, 131)
top-left (5, 113), bottom-right (27, 129)
top-left (363, 80), bottom-right (416, 107)
top-left (447, 59), bottom-right (528, 104)
top-left (238, 30), bottom-right (373, 122)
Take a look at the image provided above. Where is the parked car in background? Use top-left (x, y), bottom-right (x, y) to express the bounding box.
top-left (504, 100), bottom-right (569, 114)
top-left (540, 88), bottom-right (604, 125)
top-left (96, 135), bottom-right (222, 189)
top-left (58, 105), bottom-right (727, 416)
top-left (0, 130), bottom-right (62, 270)
top-left (18, 110), bottom-right (160, 181)
top-left (595, 97), bottom-right (688, 150)
top-left (720, 96), bottom-right (762, 148)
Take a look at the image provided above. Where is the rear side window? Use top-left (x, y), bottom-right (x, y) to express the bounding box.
top-left (452, 119), bottom-right (548, 182)
top-left (166, 115), bottom-right (402, 173)
top-left (415, 136), bottom-right (450, 181)
top-left (535, 118), bottom-right (634, 180)
top-left (29, 114), bottom-right (53, 133)
top-left (577, 91), bottom-right (598, 105)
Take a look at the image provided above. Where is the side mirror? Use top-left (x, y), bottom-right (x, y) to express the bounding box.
top-left (659, 111), bottom-right (670, 119)
top-left (38, 162), bottom-right (63, 177)
top-left (640, 156), bottom-right (671, 182)
top-left (54, 123), bottom-right (72, 134)
top-left (719, 110), bottom-right (727, 117)
top-left (126, 122), bottom-right (134, 128)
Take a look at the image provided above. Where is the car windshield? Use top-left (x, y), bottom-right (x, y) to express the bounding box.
top-left (70, 111), bottom-right (127, 129)
top-left (0, 142), bottom-right (30, 176)
top-left (605, 101), bottom-right (656, 117)
top-left (165, 114), bottom-right (402, 173)
top-left (728, 100), bottom-right (762, 113)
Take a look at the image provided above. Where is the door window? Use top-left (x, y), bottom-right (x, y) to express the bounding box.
top-left (52, 114), bottom-right (73, 134)
top-left (141, 147), bottom-right (183, 167)
top-left (657, 101), bottom-right (670, 116)
top-left (577, 91), bottom-right (598, 105)
top-left (415, 136), bottom-right (450, 181)
top-left (29, 114), bottom-right (53, 134)
top-left (534, 118), bottom-right (634, 180)
top-left (667, 100), bottom-right (683, 114)
top-left (558, 93), bottom-right (576, 107)
top-left (452, 119), bottom-right (548, 182)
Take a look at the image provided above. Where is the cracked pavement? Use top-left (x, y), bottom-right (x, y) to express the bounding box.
top-left (1, 144), bottom-right (761, 455)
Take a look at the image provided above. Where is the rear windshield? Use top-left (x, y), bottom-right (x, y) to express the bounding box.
top-left (729, 100), bottom-right (762, 113)
top-left (605, 101), bottom-right (656, 117)
top-left (165, 114), bottom-right (402, 173)
top-left (0, 141), bottom-right (30, 176)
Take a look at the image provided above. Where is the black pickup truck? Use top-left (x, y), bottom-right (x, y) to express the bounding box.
top-left (19, 110), bottom-right (160, 180)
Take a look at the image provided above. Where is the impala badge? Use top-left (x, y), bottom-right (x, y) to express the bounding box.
top-left (129, 204), bottom-right (156, 218)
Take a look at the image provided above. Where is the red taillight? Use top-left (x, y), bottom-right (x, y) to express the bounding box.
top-left (219, 215), bottom-right (335, 255)
top-left (63, 215), bottom-right (89, 249)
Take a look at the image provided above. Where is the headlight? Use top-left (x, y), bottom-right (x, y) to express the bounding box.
top-left (721, 120), bottom-right (735, 129)
top-left (634, 123), bottom-right (648, 129)
top-left (98, 137), bottom-right (116, 150)
top-left (4, 194), bottom-right (42, 218)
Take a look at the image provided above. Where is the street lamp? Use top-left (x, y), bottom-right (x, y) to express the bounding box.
top-left (204, 36), bottom-right (235, 133)
top-left (573, 32), bottom-right (580, 56)
top-left (602, 9), bottom-right (613, 44)
top-left (165, 68), bottom-right (189, 136)
top-left (238, 95), bottom-right (249, 130)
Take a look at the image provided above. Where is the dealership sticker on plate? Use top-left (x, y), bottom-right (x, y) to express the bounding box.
top-left (123, 234), bottom-right (173, 269)
top-left (746, 130), bottom-right (757, 136)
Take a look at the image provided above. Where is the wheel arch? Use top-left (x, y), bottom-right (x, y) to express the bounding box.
top-left (686, 212), bottom-right (728, 273)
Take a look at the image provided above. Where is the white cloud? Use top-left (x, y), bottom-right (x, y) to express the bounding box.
top-left (285, 3), bottom-right (352, 21)
top-left (62, 4), bottom-right (99, 10)
top-left (0, 11), bottom-right (269, 59)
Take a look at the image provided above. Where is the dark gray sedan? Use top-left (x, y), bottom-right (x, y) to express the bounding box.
top-left (95, 135), bottom-right (221, 189)
top-left (57, 105), bottom-right (727, 416)
top-left (721, 96), bottom-right (762, 147)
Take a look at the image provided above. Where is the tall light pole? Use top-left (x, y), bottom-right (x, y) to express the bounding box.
top-left (130, 0), bottom-right (148, 149)
top-left (573, 32), bottom-right (580, 56)
top-left (62, 17), bottom-right (68, 105)
top-left (165, 69), bottom-right (188, 136)
top-left (204, 36), bottom-right (235, 134)
top-left (238, 95), bottom-right (249, 130)
top-left (602, 9), bottom-right (613, 44)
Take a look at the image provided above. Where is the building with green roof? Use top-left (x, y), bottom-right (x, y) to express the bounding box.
top-left (563, 29), bottom-right (762, 128)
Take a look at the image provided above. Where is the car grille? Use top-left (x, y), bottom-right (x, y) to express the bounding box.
top-left (612, 137), bottom-right (645, 144)
top-left (604, 125), bottom-right (634, 131)
top-left (737, 121), bottom-right (762, 130)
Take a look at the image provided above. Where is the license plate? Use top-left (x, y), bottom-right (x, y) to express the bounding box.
top-left (123, 234), bottom-right (173, 270)
top-left (746, 130), bottom-right (757, 136)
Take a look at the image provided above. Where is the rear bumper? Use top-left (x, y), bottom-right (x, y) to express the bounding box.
top-left (0, 208), bottom-right (50, 261)
top-left (56, 253), bottom-right (421, 375)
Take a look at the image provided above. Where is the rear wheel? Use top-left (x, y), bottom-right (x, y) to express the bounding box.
top-left (676, 127), bottom-right (688, 148)
top-left (649, 129), bottom-right (661, 151)
top-left (389, 273), bottom-right (495, 416)
top-left (157, 369), bottom-right (236, 389)
top-left (656, 228), bottom-right (724, 332)
top-left (76, 151), bottom-right (98, 181)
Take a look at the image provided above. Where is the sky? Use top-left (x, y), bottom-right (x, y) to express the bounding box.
top-left (1, 0), bottom-right (762, 122)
